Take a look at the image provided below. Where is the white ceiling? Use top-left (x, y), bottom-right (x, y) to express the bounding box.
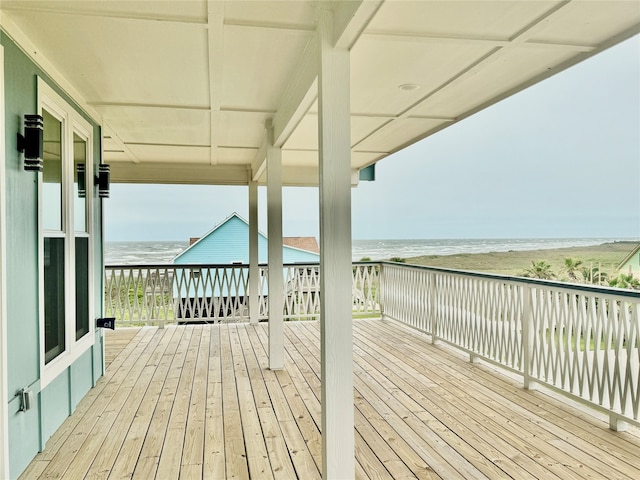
top-left (2, 0), bottom-right (639, 186)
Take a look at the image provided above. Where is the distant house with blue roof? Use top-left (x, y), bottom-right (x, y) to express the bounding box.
top-left (173, 212), bottom-right (320, 265)
top-left (172, 213), bottom-right (319, 321)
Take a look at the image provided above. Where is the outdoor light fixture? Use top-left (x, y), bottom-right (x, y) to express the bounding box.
top-left (17, 114), bottom-right (44, 172)
top-left (77, 163), bottom-right (86, 198)
top-left (95, 164), bottom-right (110, 198)
top-left (398, 83), bottom-right (420, 91)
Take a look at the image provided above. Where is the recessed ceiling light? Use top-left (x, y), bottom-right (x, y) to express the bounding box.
top-left (398, 83), bottom-right (420, 91)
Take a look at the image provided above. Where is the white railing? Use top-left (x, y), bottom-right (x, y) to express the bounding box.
top-left (379, 262), bottom-right (640, 430)
top-left (104, 262), bottom-right (381, 326)
top-left (104, 260), bottom-right (638, 428)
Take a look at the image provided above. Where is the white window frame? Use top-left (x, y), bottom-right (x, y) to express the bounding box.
top-left (38, 78), bottom-right (95, 388)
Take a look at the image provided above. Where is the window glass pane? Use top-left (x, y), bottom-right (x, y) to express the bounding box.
top-left (74, 134), bottom-right (87, 232)
top-left (75, 237), bottom-right (89, 340)
top-left (42, 110), bottom-right (63, 231)
top-left (44, 237), bottom-right (65, 363)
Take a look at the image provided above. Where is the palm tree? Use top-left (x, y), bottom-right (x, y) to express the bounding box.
top-left (609, 273), bottom-right (640, 290)
top-left (522, 260), bottom-right (555, 280)
top-left (562, 257), bottom-right (583, 282)
top-left (581, 265), bottom-right (608, 285)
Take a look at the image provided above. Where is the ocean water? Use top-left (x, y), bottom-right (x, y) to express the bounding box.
top-left (105, 241), bottom-right (189, 265)
top-left (104, 237), bottom-right (632, 265)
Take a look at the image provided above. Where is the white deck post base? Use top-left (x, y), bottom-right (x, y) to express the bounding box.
top-left (610, 415), bottom-right (629, 432)
top-left (248, 179), bottom-right (260, 325)
top-left (267, 129), bottom-right (284, 370)
top-left (317, 8), bottom-right (355, 479)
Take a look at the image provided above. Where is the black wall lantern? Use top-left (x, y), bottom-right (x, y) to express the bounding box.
top-left (77, 163), bottom-right (86, 198)
top-left (17, 114), bottom-right (44, 172)
top-left (95, 164), bottom-right (111, 198)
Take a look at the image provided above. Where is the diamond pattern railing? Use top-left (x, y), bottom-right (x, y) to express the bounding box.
top-left (104, 262), bottom-right (381, 325)
top-left (529, 285), bottom-right (639, 426)
top-left (379, 262), bottom-right (640, 430)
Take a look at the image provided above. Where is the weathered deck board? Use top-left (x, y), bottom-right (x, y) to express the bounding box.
top-left (20, 320), bottom-right (640, 480)
top-left (103, 327), bottom-right (142, 369)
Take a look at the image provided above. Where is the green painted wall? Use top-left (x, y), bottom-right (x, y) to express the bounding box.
top-left (621, 251), bottom-right (640, 276)
top-left (70, 349), bottom-right (93, 411)
top-left (2, 32), bottom-right (40, 409)
top-left (2, 31), bottom-right (104, 479)
top-left (40, 374), bottom-right (71, 442)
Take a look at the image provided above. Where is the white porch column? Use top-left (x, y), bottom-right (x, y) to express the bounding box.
top-left (317, 9), bottom-right (355, 479)
top-left (266, 130), bottom-right (284, 370)
top-left (248, 180), bottom-right (260, 324)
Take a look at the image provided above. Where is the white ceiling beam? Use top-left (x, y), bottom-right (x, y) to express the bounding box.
top-left (89, 102), bottom-right (211, 111)
top-left (271, 35), bottom-right (319, 149)
top-left (224, 18), bottom-right (314, 32)
top-left (103, 124), bottom-right (139, 163)
top-left (1, 4), bottom-right (206, 25)
top-left (251, 134), bottom-right (268, 182)
top-left (207, 1), bottom-right (225, 165)
top-left (332, 0), bottom-right (384, 50)
top-left (109, 162), bottom-right (249, 185)
top-left (265, 0), bottom-right (383, 174)
top-left (362, 31), bottom-right (596, 52)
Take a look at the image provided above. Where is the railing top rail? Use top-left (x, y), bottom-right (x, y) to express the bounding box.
top-left (380, 261), bottom-right (640, 299)
top-left (104, 261), bottom-right (639, 299)
top-left (104, 262), bottom-right (323, 269)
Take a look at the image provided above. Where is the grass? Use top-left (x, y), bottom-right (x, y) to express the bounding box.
top-left (400, 241), bottom-right (636, 278)
top-left (545, 326), bottom-right (638, 351)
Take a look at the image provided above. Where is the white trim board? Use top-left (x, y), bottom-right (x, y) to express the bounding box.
top-left (0, 43), bottom-right (12, 480)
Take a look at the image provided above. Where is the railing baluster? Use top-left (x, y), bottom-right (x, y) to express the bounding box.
top-left (376, 261), bottom-right (640, 429)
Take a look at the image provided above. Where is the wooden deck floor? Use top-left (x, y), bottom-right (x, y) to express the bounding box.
top-left (21, 319), bottom-right (640, 479)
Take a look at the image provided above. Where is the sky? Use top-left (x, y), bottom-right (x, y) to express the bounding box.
top-left (104, 35), bottom-right (640, 242)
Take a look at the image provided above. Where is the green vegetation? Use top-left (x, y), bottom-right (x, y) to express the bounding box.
top-left (522, 260), bottom-right (555, 280)
top-left (389, 257), bottom-right (406, 263)
top-left (562, 257), bottom-right (583, 282)
top-left (106, 282), bottom-right (174, 325)
top-left (403, 241), bottom-right (635, 279)
top-left (609, 273), bottom-right (640, 290)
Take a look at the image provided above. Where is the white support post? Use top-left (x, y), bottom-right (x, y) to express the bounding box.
top-left (429, 272), bottom-right (439, 344)
top-left (317, 9), bottom-right (355, 479)
top-left (266, 130), bottom-right (284, 370)
top-left (248, 180), bottom-right (260, 324)
top-left (523, 285), bottom-right (537, 390)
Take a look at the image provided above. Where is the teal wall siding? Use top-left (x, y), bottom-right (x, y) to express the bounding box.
top-left (175, 214), bottom-right (320, 265)
top-left (40, 373), bottom-right (71, 443)
top-left (70, 349), bottom-right (93, 411)
top-left (2, 31), bottom-right (40, 411)
top-left (2, 31), bottom-right (104, 479)
top-left (7, 388), bottom-right (40, 480)
top-left (93, 331), bottom-right (104, 382)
